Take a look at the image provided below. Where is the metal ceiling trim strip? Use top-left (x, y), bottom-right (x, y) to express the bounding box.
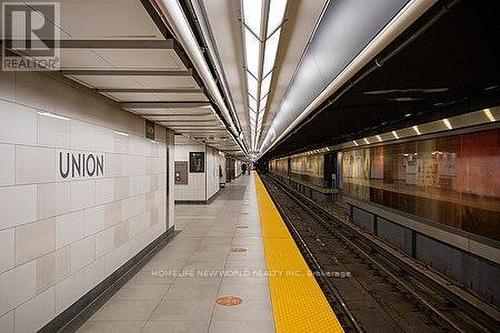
top-left (98, 88), bottom-right (203, 93)
top-left (62, 69), bottom-right (193, 76)
top-left (121, 102), bottom-right (210, 108)
top-left (141, 113), bottom-right (213, 116)
top-left (58, 39), bottom-right (175, 49)
top-left (155, 0), bottom-right (240, 139)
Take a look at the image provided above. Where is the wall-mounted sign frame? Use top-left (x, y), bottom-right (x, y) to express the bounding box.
top-left (189, 152), bottom-right (205, 173)
top-left (145, 119), bottom-right (155, 140)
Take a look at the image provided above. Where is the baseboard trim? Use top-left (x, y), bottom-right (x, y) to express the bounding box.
top-left (175, 200), bottom-right (207, 204)
top-left (206, 188), bottom-right (222, 204)
top-left (175, 188), bottom-right (222, 205)
top-left (39, 225), bottom-right (176, 333)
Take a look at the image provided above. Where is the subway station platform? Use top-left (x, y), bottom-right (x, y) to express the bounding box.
top-left (1, 1), bottom-right (498, 332)
top-left (78, 173), bottom-right (342, 332)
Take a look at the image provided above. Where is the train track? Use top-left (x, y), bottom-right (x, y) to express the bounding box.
top-left (260, 173), bottom-right (498, 333)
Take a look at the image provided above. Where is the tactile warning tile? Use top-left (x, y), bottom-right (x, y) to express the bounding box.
top-left (254, 174), bottom-right (344, 333)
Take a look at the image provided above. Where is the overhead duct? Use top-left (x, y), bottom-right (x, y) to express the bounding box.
top-left (153, 0), bottom-right (240, 140)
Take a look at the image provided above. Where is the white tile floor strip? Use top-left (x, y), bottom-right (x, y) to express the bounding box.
top-left (78, 175), bottom-right (275, 333)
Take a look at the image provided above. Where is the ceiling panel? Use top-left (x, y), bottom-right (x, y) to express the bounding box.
top-left (130, 76), bottom-right (199, 89)
top-left (50, 0), bottom-right (243, 153)
top-left (102, 92), bottom-right (208, 102)
top-left (68, 75), bottom-right (143, 89)
top-left (102, 92), bottom-right (160, 101)
top-left (145, 115), bottom-right (215, 122)
top-left (95, 49), bottom-right (184, 69)
top-left (61, 49), bottom-right (112, 68)
top-left (60, 0), bottom-right (163, 39)
top-left (128, 106), bottom-right (213, 116)
top-left (66, 75), bottom-right (199, 90)
top-left (153, 92), bottom-right (208, 101)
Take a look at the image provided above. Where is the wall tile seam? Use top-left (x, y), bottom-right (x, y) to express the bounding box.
top-left (0, 141), bottom-right (166, 160)
top-left (1, 258), bottom-right (95, 321)
top-left (0, 264), bottom-right (38, 318)
top-left (0, 239), bottom-right (68, 279)
top-left (3, 195), bottom-right (84, 232)
top-left (1, 216), bottom-right (164, 319)
top-left (0, 189), bottom-right (162, 242)
top-left (105, 223), bottom-right (164, 264)
top-left (0, 173), bottom-right (166, 190)
top-left (0, 97), bottom-right (140, 140)
top-left (61, 199), bottom-right (158, 241)
top-left (2, 77), bottom-right (171, 144)
top-left (0, 99), bottom-right (168, 153)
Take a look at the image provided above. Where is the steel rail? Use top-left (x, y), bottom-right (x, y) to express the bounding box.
top-left (263, 179), bottom-right (364, 333)
top-left (262, 173), bottom-right (496, 333)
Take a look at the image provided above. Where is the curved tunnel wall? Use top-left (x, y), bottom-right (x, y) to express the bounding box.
top-left (260, 0), bottom-right (410, 155)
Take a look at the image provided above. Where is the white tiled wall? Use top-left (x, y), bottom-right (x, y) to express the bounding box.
top-left (174, 136), bottom-right (220, 201)
top-left (206, 147), bottom-right (221, 199)
top-left (219, 153), bottom-right (227, 184)
top-left (0, 70), bottom-right (171, 332)
top-left (235, 159), bottom-right (243, 178)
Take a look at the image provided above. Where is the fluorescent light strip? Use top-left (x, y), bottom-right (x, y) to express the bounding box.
top-left (412, 125), bottom-right (421, 135)
top-left (443, 118), bottom-right (452, 130)
top-left (246, 73), bottom-right (259, 99)
top-left (244, 29), bottom-right (260, 76)
top-left (260, 95), bottom-right (268, 110)
top-left (392, 130), bottom-right (399, 139)
top-left (37, 111), bottom-right (69, 121)
top-left (263, 28), bottom-right (281, 75)
top-left (261, 75), bottom-right (272, 99)
top-left (114, 131), bottom-right (129, 137)
top-left (267, 0), bottom-right (287, 36)
top-left (249, 97), bottom-right (258, 112)
top-left (483, 108), bottom-right (496, 122)
top-left (242, 0), bottom-right (288, 151)
top-left (243, 0), bottom-right (262, 37)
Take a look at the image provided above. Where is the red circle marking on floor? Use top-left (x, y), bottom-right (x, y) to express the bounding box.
top-left (229, 247), bottom-right (247, 253)
top-left (216, 296), bottom-right (243, 306)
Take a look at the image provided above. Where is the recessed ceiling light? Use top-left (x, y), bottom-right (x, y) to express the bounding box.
top-left (404, 113), bottom-right (412, 117)
top-left (484, 85), bottom-right (499, 91)
top-left (483, 108), bottom-right (496, 122)
top-left (392, 97), bottom-right (419, 102)
top-left (442, 118), bottom-right (452, 130)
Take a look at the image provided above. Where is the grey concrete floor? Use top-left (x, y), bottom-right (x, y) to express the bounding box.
top-left (78, 174), bottom-right (275, 333)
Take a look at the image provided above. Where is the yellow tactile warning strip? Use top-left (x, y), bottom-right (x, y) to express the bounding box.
top-left (254, 173), bottom-right (344, 333)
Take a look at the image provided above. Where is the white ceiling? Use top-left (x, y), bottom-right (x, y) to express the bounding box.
top-left (198, 0), bottom-right (329, 152)
top-left (52, 0), bottom-right (242, 152)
